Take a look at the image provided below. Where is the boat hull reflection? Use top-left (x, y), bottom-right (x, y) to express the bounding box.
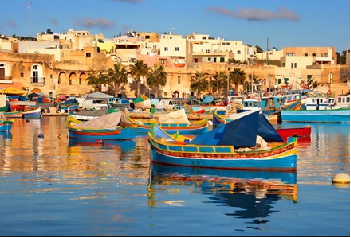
top-left (148, 164), bottom-right (298, 224)
top-left (68, 138), bottom-right (136, 152)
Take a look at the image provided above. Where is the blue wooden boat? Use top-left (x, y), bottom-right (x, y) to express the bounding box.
top-left (21, 107), bottom-right (42, 119)
top-left (0, 120), bottom-right (13, 132)
top-left (3, 111), bottom-right (22, 118)
top-left (131, 118), bottom-right (209, 135)
top-left (66, 111), bottom-right (137, 140)
top-left (0, 112), bottom-right (13, 132)
top-left (281, 108), bottom-right (350, 123)
top-left (149, 111), bottom-right (297, 171)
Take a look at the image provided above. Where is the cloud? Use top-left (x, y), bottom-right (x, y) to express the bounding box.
top-left (7, 21), bottom-right (17, 27)
top-left (207, 6), bottom-right (300, 21)
top-left (105, 0), bottom-right (143, 3)
top-left (74, 18), bottom-right (116, 30)
top-left (50, 18), bottom-right (59, 26)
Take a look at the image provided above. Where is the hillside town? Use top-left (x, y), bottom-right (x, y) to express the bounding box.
top-left (0, 28), bottom-right (349, 100)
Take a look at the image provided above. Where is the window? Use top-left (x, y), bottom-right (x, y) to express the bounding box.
top-left (278, 79), bottom-right (281, 84)
top-left (347, 97), bottom-right (350, 103)
top-left (305, 53), bottom-right (308, 57)
top-left (79, 78), bottom-right (82, 85)
top-left (175, 47), bottom-right (179, 51)
top-left (206, 49), bottom-right (210, 53)
top-left (285, 53), bottom-right (295, 56)
top-left (153, 45), bottom-right (157, 49)
top-left (324, 53), bottom-right (328, 57)
top-left (202, 37), bottom-right (206, 40)
top-left (282, 63), bottom-right (285, 67)
top-left (237, 50), bottom-right (241, 54)
top-left (50, 74), bottom-right (53, 79)
top-left (32, 71), bottom-right (38, 83)
top-left (291, 63), bottom-right (294, 69)
top-left (294, 63), bottom-right (297, 68)
top-left (164, 47), bottom-right (168, 51)
top-left (21, 73), bottom-right (24, 77)
top-left (312, 53), bottom-right (316, 57)
top-left (33, 65), bottom-right (37, 69)
top-left (164, 92), bottom-right (167, 96)
top-left (194, 58), bottom-right (199, 63)
top-left (86, 53), bottom-right (91, 57)
top-left (208, 57), bottom-right (211, 62)
top-left (220, 57), bottom-right (225, 62)
top-left (145, 35), bottom-right (150, 39)
top-left (69, 79), bottom-right (72, 85)
top-left (159, 59), bottom-right (167, 64)
top-left (214, 58), bottom-right (217, 63)
top-left (178, 76), bottom-right (181, 84)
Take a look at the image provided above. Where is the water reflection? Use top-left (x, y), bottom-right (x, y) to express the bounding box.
top-left (148, 164), bottom-right (297, 228)
top-left (68, 138), bottom-right (137, 152)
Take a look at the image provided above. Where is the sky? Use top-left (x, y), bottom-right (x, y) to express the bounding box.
top-left (0, 0), bottom-right (350, 53)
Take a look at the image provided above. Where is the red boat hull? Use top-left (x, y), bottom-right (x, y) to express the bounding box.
top-left (277, 126), bottom-right (312, 141)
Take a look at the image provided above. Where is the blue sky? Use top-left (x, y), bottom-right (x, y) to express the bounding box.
top-left (0, 0), bottom-right (350, 53)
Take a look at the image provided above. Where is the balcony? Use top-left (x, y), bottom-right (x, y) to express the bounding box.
top-left (0, 76), bottom-right (13, 84)
top-left (30, 77), bottom-right (45, 85)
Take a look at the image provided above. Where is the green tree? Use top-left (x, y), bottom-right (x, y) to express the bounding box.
top-left (256, 45), bottom-right (263, 53)
top-left (191, 71), bottom-right (209, 97)
top-left (146, 64), bottom-right (167, 98)
top-left (229, 68), bottom-right (246, 94)
top-left (130, 60), bottom-right (149, 98)
top-left (107, 63), bottom-right (128, 97)
top-left (87, 71), bottom-right (108, 92)
top-left (211, 71), bottom-right (227, 97)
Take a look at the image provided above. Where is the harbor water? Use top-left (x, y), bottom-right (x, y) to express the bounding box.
top-left (0, 117), bottom-right (349, 236)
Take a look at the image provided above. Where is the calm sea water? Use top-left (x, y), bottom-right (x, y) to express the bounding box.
top-left (0, 117), bottom-right (349, 236)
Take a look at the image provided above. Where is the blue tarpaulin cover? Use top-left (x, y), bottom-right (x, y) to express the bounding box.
top-left (192, 111), bottom-right (283, 148)
top-left (258, 114), bottom-right (284, 142)
top-left (192, 111), bottom-right (259, 148)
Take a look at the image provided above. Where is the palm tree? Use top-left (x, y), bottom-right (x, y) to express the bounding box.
top-left (229, 68), bottom-right (246, 94)
top-left (146, 64), bottom-right (167, 98)
top-left (107, 63), bottom-right (128, 97)
top-left (190, 71), bottom-right (209, 97)
top-left (87, 71), bottom-right (108, 92)
top-left (130, 60), bottom-right (149, 98)
top-left (211, 71), bottom-right (227, 97)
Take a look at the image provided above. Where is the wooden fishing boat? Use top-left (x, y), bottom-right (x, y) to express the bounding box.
top-left (66, 111), bottom-right (137, 140)
top-left (281, 108), bottom-right (350, 123)
top-left (3, 111), bottom-right (23, 118)
top-left (21, 107), bottom-right (42, 119)
top-left (130, 117), bottom-right (209, 135)
top-left (276, 126), bottom-right (312, 141)
top-left (213, 110), bottom-right (312, 141)
top-left (0, 119), bottom-right (13, 132)
top-left (148, 111), bottom-right (297, 171)
top-left (0, 112), bottom-right (13, 132)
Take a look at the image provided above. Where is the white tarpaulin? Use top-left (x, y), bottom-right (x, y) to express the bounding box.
top-left (158, 109), bottom-right (190, 124)
top-left (74, 111), bottom-right (133, 129)
top-left (86, 92), bottom-right (113, 100)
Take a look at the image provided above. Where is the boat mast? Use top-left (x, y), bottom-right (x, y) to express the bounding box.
top-left (266, 37), bottom-right (270, 96)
